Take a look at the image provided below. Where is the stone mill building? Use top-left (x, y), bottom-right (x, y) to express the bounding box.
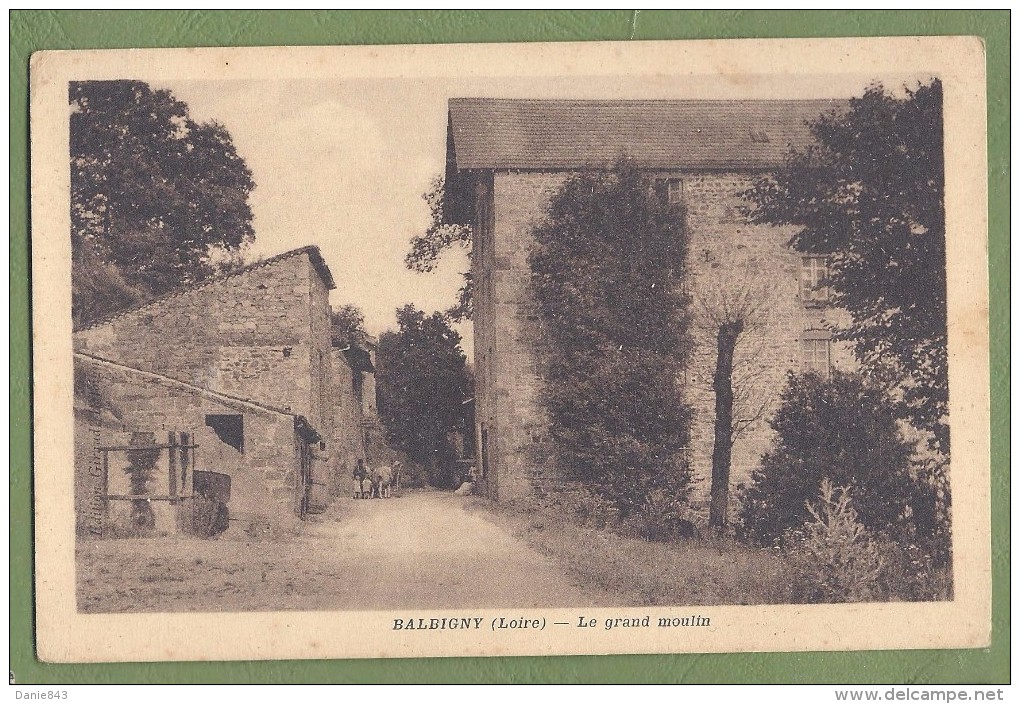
top-left (443, 97), bottom-right (854, 505)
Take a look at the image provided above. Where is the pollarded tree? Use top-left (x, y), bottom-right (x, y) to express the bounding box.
top-left (529, 165), bottom-right (694, 517)
top-left (71, 80), bottom-right (256, 325)
top-left (746, 79), bottom-right (947, 452)
top-left (375, 305), bottom-right (473, 488)
top-left (693, 273), bottom-right (777, 529)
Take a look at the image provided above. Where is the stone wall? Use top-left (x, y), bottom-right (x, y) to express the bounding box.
top-left (74, 355), bottom-right (305, 534)
top-left (471, 173), bottom-right (497, 496)
top-left (487, 172), bottom-right (565, 500)
top-left (329, 349), bottom-right (368, 497)
top-left (475, 169), bottom-right (854, 508)
top-left (308, 265), bottom-right (335, 435)
top-left (74, 253), bottom-right (326, 425)
top-left (360, 371), bottom-right (378, 419)
top-left (305, 264), bottom-right (336, 507)
top-left (680, 173), bottom-right (853, 508)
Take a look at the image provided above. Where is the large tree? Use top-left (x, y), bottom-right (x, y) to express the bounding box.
top-left (747, 79), bottom-right (947, 452)
top-left (375, 305), bottom-right (473, 488)
top-left (529, 165), bottom-right (694, 517)
top-left (70, 80), bottom-right (256, 325)
top-left (404, 176), bottom-right (473, 321)
top-left (330, 304), bottom-right (369, 348)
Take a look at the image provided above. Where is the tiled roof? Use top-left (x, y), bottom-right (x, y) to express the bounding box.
top-left (447, 98), bottom-right (844, 171)
top-left (74, 245), bottom-right (336, 333)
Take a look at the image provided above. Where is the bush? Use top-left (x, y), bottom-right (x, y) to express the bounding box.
top-left (785, 479), bottom-right (952, 603)
top-left (529, 165), bottom-right (694, 517)
top-left (628, 486), bottom-right (699, 542)
top-left (521, 486), bottom-right (622, 530)
top-left (542, 353), bottom-right (695, 516)
top-left (190, 494), bottom-right (229, 538)
top-left (739, 372), bottom-right (915, 545)
top-left (872, 533), bottom-right (953, 602)
top-left (784, 479), bottom-right (885, 602)
top-left (522, 482), bottom-right (699, 544)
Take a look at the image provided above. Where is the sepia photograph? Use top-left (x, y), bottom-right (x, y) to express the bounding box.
top-left (30, 37), bottom-right (991, 662)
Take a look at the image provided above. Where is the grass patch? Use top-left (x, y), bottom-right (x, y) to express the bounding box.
top-left (468, 496), bottom-right (797, 606)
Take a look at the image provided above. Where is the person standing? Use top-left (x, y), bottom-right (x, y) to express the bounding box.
top-left (352, 459), bottom-right (369, 498)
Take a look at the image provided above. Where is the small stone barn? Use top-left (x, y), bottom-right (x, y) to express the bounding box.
top-left (73, 245), bottom-right (351, 532)
top-left (444, 98), bottom-right (854, 504)
top-left (74, 353), bottom-right (322, 536)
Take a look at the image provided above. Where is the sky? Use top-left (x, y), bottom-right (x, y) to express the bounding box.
top-left (155, 72), bottom-right (931, 358)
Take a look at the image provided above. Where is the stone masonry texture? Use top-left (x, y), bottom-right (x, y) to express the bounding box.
top-left (74, 253), bottom-right (330, 429)
top-left (74, 354), bottom-right (304, 534)
top-left (330, 348), bottom-right (368, 497)
top-left (72, 249), bottom-right (360, 529)
top-left (474, 170), bottom-right (853, 511)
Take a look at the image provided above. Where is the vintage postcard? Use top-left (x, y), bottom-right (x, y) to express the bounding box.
top-left (30, 37), bottom-right (990, 662)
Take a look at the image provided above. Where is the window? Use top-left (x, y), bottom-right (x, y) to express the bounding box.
top-left (800, 256), bottom-right (830, 304)
top-left (666, 178), bottom-right (684, 205)
top-left (800, 331), bottom-right (831, 377)
top-left (654, 178), bottom-right (684, 206)
top-left (205, 414), bottom-right (244, 453)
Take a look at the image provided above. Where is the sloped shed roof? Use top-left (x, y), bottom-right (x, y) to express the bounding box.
top-left (447, 98), bottom-right (843, 171)
top-left (76, 352), bottom-right (322, 444)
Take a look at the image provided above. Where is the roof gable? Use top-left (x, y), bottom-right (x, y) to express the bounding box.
top-left (75, 245), bottom-right (336, 333)
top-left (447, 98), bottom-right (844, 171)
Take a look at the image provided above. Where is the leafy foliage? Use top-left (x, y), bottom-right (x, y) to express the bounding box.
top-left (739, 372), bottom-right (916, 546)
top-left (529, 165), bottom-right (694, 517)
top-left (405, 176), bottom-right (474, 320)
top-left (906, 456), bottom-right (953, 566)
top-left (375, 305), bottom-right (473, 488)
top-left (746, 79), bottom-right (947, 451)
top-left (72, 245), bottom-right (147, 325)
top-left (189, 493), bottom-right (230, 538)
top-left (330, 304), bottom-right (369, 348)
top-left (71, 80), bottom-right (256, 326)
top-left (124, 433), bottom-right (161, 531)
top-left (785, 479), bottom-right (952, 603)
top-left (784, 479), bottom-right (887, 603)
top-left (627, 487), bottom-right (699, 543)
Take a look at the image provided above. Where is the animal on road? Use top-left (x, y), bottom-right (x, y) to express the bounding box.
top-left (374, 465), bottom-right (393, 498)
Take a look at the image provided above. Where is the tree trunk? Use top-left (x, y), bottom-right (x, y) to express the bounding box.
top-left (709, 319), bottom-right (743, 528)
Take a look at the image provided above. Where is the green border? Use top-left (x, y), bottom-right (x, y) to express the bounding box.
top-left (9, 10), bottom-right (1009, 684)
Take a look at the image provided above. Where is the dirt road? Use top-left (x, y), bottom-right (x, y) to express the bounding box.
top-left (78, 490), bottom-right (615, 612)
